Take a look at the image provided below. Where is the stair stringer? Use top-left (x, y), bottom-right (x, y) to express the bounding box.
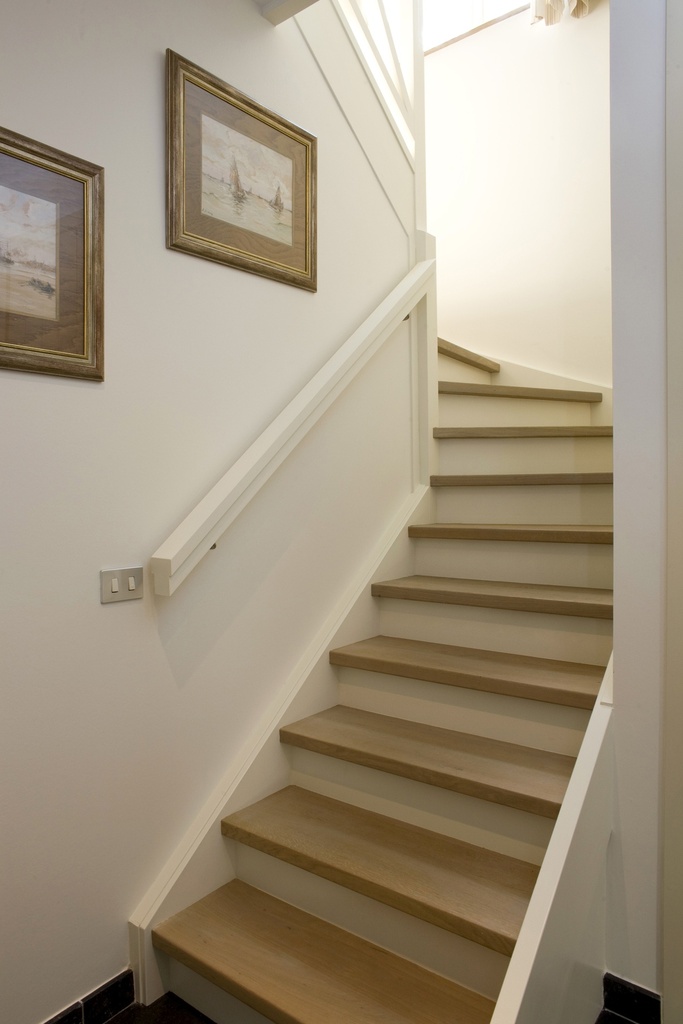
top-left (491, 661), bottom-right (614, 1024)
top-left (129, 482), bottom-right (434, 1005)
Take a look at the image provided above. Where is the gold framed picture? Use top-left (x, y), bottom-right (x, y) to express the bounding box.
top-left (166, 50), bottom-right (317, 292)
top-left (0, 125), bottom-right (104, 380)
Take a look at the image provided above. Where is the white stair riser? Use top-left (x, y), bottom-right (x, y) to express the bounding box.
top-left (438, 354), bottom-right (492, 384)
top-left (436, 436), bottom-right (613, 475)
top-left (435, 484), bottom-right (613, 524)
top-left (438, 394), bottom-right (594, 428)
top-left (376, 599), bottom-right (613, 665)
top-left (413, 538), bottom-right (613, 589)
top-left (230, 843), bottom-right (510, 999)
top-left (336, 669), bottom-right (591, 755)
top-left (168, 961), bottom-right (273, 1024)
top-left (286, 747), bottom-right (554, 865)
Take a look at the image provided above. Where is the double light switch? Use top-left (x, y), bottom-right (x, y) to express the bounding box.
top-left (100, 566), bottom-right (144, 604)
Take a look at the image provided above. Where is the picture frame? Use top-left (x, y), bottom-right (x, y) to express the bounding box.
top-left (166, 50), bottom-right (317, 292)
top-left (0, 125), bottom-right (103, 381)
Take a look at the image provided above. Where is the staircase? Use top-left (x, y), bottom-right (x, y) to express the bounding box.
top-left (152, 340), bottom-right (613, 1024)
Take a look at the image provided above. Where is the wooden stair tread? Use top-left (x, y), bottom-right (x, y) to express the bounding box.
top-left (408, 523), bottom-right (613, 544)
top-left (371, 575), bottom-right (613, 619)
top-left (430, 472), bottom-right (613, 487)
top-left (438, 339), bottom-right (501, 374)
top-left (434, 425), bottom-right (613, 438)
top-left (438, 381), bottom-right (603, 403)
top-left (330, 635), bottom-right (602, 708)
top-left (281, 705), bottom-right (575, 817)
top-left (153, 880), bottom-right (496, 1024)
top-left (221, 786), bottom-right (538, 955)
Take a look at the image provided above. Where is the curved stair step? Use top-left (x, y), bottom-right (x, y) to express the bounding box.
top-left (280, 705), bottom-right (575, 818)
top-left (329, 635), bottom-right (602, 708)
top-left (438, 381), bottom-right (603, 403)
top-left (221, 786), bottom-right (538, 955)
top-left (371, 575), bottom-right (613, 619)
top-left (152, 879), bottom-right (496, 1024)
top-left (438, 339), bottom-right (501, 374)
top-left (408, 523), bottom-right (613, 544)
top-left (434, 425), bottom-right (613, 438)
top-left (430, 473), bottom-right (613, 487)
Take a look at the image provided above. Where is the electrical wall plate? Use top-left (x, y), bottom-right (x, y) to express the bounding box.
top-left (100, 566), bottom-right (143, 604)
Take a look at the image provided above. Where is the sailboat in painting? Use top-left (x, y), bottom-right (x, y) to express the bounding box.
top-left (0, 239), bottom-right (14, 265)
top-left (269, 185), bottom-right (284, 215)
top-left (201, 115), bottom-right (293, 245)
top-left (230, 156), bottom-right (247, 202)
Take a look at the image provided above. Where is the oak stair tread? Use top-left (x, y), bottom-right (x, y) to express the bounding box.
top-left (434, 425), bottom-right (613, 438)
top-left (371, 575), bottom-right (613, 619)
top-left (281, 704), bottom-right (574, 817)
top-left (152, 879), bottom-right (496, 1024)
top-left (438, 381), bottom-right (603, 402)
top-left (408, 523), bottom-right (613, 544)
top-left (221, 785), bottom-right (538, 955)
top-left (438, 338), bottom-right (501, 374)
top-left (430, 472), bottom-right (613, 487)
top-left (330, 634), bottom-right (602, 708)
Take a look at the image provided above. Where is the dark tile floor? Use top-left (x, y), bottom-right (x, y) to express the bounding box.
top-left (596, 1012), bottom-right (634, 1024)
top-left (113, 996), bottom-right (630, 1024)
top-left (112, 995), bottom-right (216, 1024)
top-left (112, 993), bottom-right (645, 1024)
top-left (114, 994), bottom-right (636, 1024)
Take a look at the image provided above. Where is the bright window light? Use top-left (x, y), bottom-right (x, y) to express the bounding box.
top-left (423, 1), bottom-right (527, 51)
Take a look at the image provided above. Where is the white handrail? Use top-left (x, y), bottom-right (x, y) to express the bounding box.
top-left (150, 260), bottom-right (436, 596)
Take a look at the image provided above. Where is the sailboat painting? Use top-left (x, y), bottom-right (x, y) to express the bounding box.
top-left (0, 184), bottom-right (57, 320)
top-left (201, 115), bottom-right (293, 246)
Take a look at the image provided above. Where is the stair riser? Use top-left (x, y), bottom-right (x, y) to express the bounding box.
top-left (438, 353), bottom-right (492, 384)
top-left (436, 436), bottom-right (613, 475)
top-left (336, 669), bottom-right (591, 754)
top-left (376, 599), bottom-right (613, 664)
top-left (230, 844), bottom-right (510, 999)
top-left (438, 394), bottom-right (594, 428)
top-left (287, 747), bottom-right (554, 863)
top-left (168, 961), bottom-right (274, 1024)
top-left (435, 484), bottom-right (613, 525)
top-left (413, 538), bottom-right (613, 589)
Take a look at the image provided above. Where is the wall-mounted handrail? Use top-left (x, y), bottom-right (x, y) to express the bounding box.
top-left (150, 259), bottom-right (435, 596)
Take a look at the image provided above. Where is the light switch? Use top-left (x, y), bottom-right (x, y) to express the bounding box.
top-left (100, 567), bottom-right (143, 604)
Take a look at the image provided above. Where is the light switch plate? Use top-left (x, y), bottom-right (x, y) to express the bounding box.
top-left (100, 566), bottom-right (143, 604)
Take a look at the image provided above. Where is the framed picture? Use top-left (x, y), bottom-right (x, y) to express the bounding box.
top-left (166, 50), bottom-right (317, 292)
top-left (0, 126), bottom-right (103, 381)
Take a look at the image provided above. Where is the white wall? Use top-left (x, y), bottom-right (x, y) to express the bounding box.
top-left (664, 4), bottom-right (683, 1018)
top-left (609, 0), bottom-right (666, 998)
top-left (0, 3), bottom-right (418, 1022)
top-left (424, 2), bottom-right (612, 385)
